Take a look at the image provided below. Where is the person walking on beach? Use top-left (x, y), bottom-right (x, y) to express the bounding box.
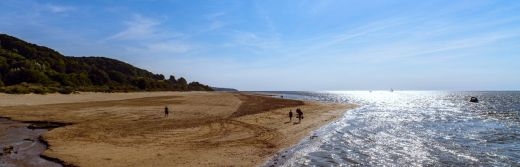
top-left (164, 106), bottom-right (169, 117)
top-left (289, 109), bottom-right (293, 122)
top-left (296, 108), bottom-right (303, 123)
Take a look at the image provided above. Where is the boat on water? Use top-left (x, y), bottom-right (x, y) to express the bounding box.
top-left (470, 97), bottom-right (479, 103)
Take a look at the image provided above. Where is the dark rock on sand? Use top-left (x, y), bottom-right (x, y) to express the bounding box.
top-left (3, 145), bottom-right (14, 154)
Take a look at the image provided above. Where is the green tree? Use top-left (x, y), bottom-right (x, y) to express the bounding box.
top-left (134, 78), bottom-right (149, 90)
top-left (88, 68), bottom-right (110, 85)
top-left (108, 70), bottom-right (127, 83)
top-left (188, 82), bottom-right (213, 91)
top-left (67, 73), bottom-right (92, 86)
top-left (177, 77), bottom-right (188, 90)
top-left (49, 72), bottom-right (70, 86)
top-left (4, 69), bottom-right (51, 85)
top-left (177, 77), bottom-right (187, 85)
top-left (154, 74), bottom-right (165, 80)
top-left (167, 75), bottom-right (177, 90)
top-left (0, 56), bottom-right (7, 77)
top-left (53, 59), bottom-right (66, 72)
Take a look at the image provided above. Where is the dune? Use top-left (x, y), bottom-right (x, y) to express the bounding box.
top-left (0, 91), bottom-right (356, 166)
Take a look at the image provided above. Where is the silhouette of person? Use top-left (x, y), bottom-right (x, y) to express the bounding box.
top-left (296, 108), bottom-right (303, 123)
top-left (289, 109), bottom-right (293, 122)
top-left (164, 106), bottom-right (169, 117)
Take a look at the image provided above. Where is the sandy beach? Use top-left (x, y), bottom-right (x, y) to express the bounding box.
top-left (0, 91), bottom-right (356, 167)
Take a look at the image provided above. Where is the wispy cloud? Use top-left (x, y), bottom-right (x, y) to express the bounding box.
top-left (207, 20), bottom-right (225, 32)
top-left (205, 12), bottom-right (226, 20)
top-left (105, 14), bottom-right (196, 64)
top-left (195, 12), bottom-right (227, 34)
top-left (45, 4), bottom-right (75, 13)
top-left (108, 15), bottom-right (163, 40)
top-left (230, 31), bottom-right (280, 50)
top-left (148, 41), bottom-right (192, 54)
top-left (300, 0), bottom-right (336, 16)
top-left (272, 12), bottom-right (519, 65)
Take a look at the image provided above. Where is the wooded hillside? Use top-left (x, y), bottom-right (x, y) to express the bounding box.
top-left (0, 34), bottom-right (212, 94)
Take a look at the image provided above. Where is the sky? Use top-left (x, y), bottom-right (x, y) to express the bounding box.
top-left (1, 0), bottom-right (519, 91)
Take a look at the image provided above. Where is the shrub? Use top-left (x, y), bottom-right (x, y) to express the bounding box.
top-left (4, 85), bottom-right (30, 94)
top-left (46, 87), bottom-right (58, 94)
top-left (30, 86), bottom-right (48, 94)
top-left (57, 86), bottom-right (75, 94)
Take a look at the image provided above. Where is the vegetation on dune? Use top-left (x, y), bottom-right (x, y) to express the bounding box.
top-left (0, 34), bottom-right (213, 94)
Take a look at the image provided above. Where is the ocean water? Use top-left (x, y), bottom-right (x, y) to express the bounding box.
top-left (264, 91), bottom-right (520, 166)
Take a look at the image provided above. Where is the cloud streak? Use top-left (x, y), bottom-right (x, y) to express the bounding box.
top-left (108, 15), bottom-right (163, 40)
top-left (45, 4), bottom-right (75, 13)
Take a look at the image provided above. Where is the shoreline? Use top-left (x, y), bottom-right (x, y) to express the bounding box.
top-left (261, 106), bottom-right (357, 167)
top-left (253, 92), bottom-right (356, 166)
top-left (260, 108), bottom-right (349, 167)
top-left (31, 121), bottom-right (77, 167)
top-left (0, 92), bottom-right (356, 166)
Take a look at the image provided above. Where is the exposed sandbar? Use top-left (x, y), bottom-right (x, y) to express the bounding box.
top-left (0, 92), bottom-right (356, 166)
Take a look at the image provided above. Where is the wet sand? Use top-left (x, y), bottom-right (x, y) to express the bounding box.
top-left (0, 92), bottom-right (356, 166)
top-left (0, 118), bottom-right (61, 167)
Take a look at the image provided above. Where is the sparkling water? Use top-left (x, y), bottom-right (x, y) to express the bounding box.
top-left (264, 91), bottom-right (520, 166)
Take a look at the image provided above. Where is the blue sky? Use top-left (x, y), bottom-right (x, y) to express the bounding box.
top-left (1, 0), bottom-right (519, 91)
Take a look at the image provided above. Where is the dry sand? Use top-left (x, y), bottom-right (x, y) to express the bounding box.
top-left (0, 91), bottom-right (356, 167)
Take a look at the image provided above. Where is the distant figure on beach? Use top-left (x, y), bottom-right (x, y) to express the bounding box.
top-left (164, 106), bottom-right (169, 117)
top-left (289, 109), bottom-right (293, 122)
top-left (296, 108), bottom-right (303, 123)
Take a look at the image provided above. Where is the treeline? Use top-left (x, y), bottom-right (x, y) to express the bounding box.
top-left (0, 34), bottom-right (212, 94)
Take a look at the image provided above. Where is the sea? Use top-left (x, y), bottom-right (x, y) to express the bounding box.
top-left (263, 91), bottom-right (520, 166)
